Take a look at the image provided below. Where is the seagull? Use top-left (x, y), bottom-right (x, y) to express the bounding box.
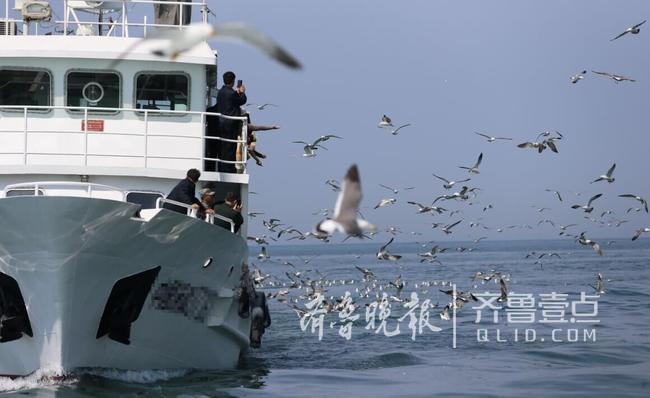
top-left (355, 266), bottom-right (375, 281)
top-left (571, 193), bottom-right (603, 213)
top-left (389, 124), bottom-right (411, 135)
top-left (441, 220), bottom-right (461, 234)
top-left (433, 186), bottom-right (470, 203)
top-left (256, 103), bottom-right (278, 110)
top-left (571, 70), bottom-right (587, 84)
top-left (293, 140), bottom-right (324, 157)
top-left (589, 273), bottom-right (605, 294)
top-left (110, 22), bottom-right (301, 69)
top-left (262, 218), bottom-right (284, 231)
top-left (591, 164), bottom-right (616, 183)
top-left (407, 201), bottom-right (446, 215)
top-left (374, 198), bottom-right (397, 209)
top-left (378, 115), bottom-right (393, 128)
top-left (440, 304), bottom-right (451, 321)
top-left (376, 237), bottom-right (402, 261)
top-left (315, 164), bottom-right (376, 237)
top-left (257, 245), bottom-right (270, 260)
top-left (459, 153), bottom-right (483, 174)
top-left (432, 173), bottom-right (471, 190)
top-left (632, 228), bottom-right (650, 241)
top-left (618, 194), bottom-right (648, 213)
top-left (474, 132), bottom-right (512, 142)
top-left (592, 70), bottom-right (636, 83)
top-left (497, 278), bottom-right (508, 302)
top-left (247, 235), bottom-right (269, 245)
top-left (578, 232), bottom-right (603, 256)
top-left (379, 184), bottom-right (415, 195)
top-left (559, 224), bottom-right (578, 236)
top-left (517, 141), bottom-right (547, 153)
top-left (545, 189), bottom-right (563, 202)
top-left (610, 20), bottom-right (646, 41)
top-left (247, 211), bottom-right (265, 218)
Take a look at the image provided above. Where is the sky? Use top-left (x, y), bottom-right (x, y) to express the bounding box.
top-left (203, 0), bottom-right (650, 243)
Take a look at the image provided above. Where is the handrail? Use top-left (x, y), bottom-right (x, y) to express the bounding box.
top-left (3, 0), bottom-right (211, 37)
top-left (0, 104), bottom-right (249, 174)
top-left (156, 197), bottom-right (236, 233)
top-left (3, 181), bottom-right (126, 200)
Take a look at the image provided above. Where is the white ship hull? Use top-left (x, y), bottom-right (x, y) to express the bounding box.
top-left (0, 196), bottom-right (250, 377)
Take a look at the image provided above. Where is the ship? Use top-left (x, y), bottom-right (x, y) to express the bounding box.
top-left (0, 0), bottom-right (266, 377)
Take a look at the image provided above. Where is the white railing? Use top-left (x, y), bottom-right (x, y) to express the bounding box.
top-left (0, 104), bottom-right (249, 174)
top-left (3, 181), bottom-right (126, 200)
top-left (156, 197), bottom-right (236, 232)
top-left (2, 0), bottom-right (210, 37)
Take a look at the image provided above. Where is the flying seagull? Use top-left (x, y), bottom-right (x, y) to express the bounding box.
top-left (325, 179), bottom-right (341, 192)
top-left (632, 228), bottom-right (650, 241)
top-left (592, 70), bottom-right (636, 83)
top-left (374, 198), bottom-right (397, 209)
top-left (591, 163), bottom-right (616, 184)
top-left (610, 20), bottom-right (646, 41)
top-left (474, 132), bottom-right (512, 142)
top-left (619, 194), bottom-right (648, 213)
top-left (292, 135), bottom-right (340, 158)
top-left (545, 189), bottom-right (563, 202)
top-left (315, 164), bottom-right (376, 237)
top-left (110, 22), bottom-right (301, 69)
top-left (432, 173), bottom-right (471, 190)
top-left (571, 70), bottom-right (587, 84)
top-left (571, 193), bottom-right (603, 213)
top-left (379, 184), bottom-right (415, 194)
top-left (376, 237), bottom-right (402, 261)
top-left (578, 232), bottom-right (603, 256)
top-left (458, 153), bottom-right (483, 174)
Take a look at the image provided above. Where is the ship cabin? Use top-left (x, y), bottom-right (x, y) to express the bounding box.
top-left (0, 0), bottom-right (250, 236)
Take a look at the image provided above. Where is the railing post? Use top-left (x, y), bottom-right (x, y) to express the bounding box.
top-left (122, 1), bottom-right (126, 37)
top-left (200, 112), bottom-right (205, 172)
top-left (23, 107), bottom-right (28, 165)
top-left (63, 0), bottom-right (68, 36)
top-left (241, 121), bottom-right (248, 173)
top-left (83, 107), bottom-right (88, 166)
top-left (144, 110), bottom-right (148, 168)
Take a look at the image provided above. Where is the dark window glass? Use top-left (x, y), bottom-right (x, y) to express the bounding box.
top-left (66, 71), bottom-right (120, 111)
top-left (6, 189), bottom-right (44, 197)
top-left (126, 192), bottom-right (164, 209)
top-left (0, 69), bottom-right (51, 107)
top-left (135, 74), bottom-right (189, 111)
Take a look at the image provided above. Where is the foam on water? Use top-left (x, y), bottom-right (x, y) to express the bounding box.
top-left (0, 367), bottom-right (75, 393)
top-left (80, 368), bottom-right (191, 384)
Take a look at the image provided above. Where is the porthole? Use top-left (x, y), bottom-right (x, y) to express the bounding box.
top-left (82, 82), bottom-right (104, 104)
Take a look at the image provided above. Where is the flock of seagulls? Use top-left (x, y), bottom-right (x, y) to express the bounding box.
top-left (238, 17), bottom-right (647, 325)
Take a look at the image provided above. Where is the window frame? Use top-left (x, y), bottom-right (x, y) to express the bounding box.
top-left (0, 66), bottom-right (53, 114)
top-left (133, 71), bottom-right (191, 116)
top-left (64, 68), bottom-right (122, 115)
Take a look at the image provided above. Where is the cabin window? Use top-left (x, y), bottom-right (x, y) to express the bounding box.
top-left (134, 73), bottom-right (190, 112)
top-left (126, 191), bottom-right (164, 209)
top-left (0, 68), bottom-right (51, 108)
top-left (6, 189), bottom-right (44, 197)
top-left (66, 71), bottom-right (121, 112)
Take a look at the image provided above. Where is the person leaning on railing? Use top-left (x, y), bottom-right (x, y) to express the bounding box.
top-left (242, 110), bottom-right (280, 167)
top-left (163, 168), bottom-right (205, 214)
top-left (212, 192), bottom-right (244, 233)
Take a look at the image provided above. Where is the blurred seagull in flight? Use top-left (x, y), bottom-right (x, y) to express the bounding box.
top-left (474, 132), bottom-right (512, 142)
top-left (571, 70), bottom-right (587, 83)
top-left (458, 152), bottom-right (483, 174)
top-left (545, 189), bottom-right (563, 202)
top-left (374, 198), bottom-right (397, 209)
top-left (592, 70), bottom-right (636, 83)
top-left (111, 22), bottom-right (302, 69)
top-left (610, 20), bottom-right (646, 41)
top-left (315, 164), bottom-right (376, 237)
top-left (578, 232), bottom-right (603, 256)
top-left (325, 179), bottom-right (341, 192)
top-left (632, 228), bottom-right (650, 241)
top-left (591, 163), bottom-right (616, 184)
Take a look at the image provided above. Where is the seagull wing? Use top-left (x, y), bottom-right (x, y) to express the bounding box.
top-left (606, 163), bottom-right (616, 177)
top-left (592, 70), bottom-right (613, 77)
top-left (212, 23), bottom-right (302, 69)
top-left (496, 137), bottom-right (513, 140)
top-left (379, 184), bottom-right (396, 192)
top-left (475, 152), bottom-right (483, 168)
top-left (333, 164), bottom-right (363, 226)
top-left (392, 124), bottom-right (411, 134)
top-left (474, 132), bottom-right (491, 139)
top-left (380, 237), bottom-right (395, 253)
top-left (610, 31), bottom-right (629, 41)
top-left (633, 20), bottom-right (647, 29)
top-left (432, 173), bottom-right (450, 184)
top-left (587, 193), bottom-right (603, 206)
top-left (447, 220), bottom-right (462, 230)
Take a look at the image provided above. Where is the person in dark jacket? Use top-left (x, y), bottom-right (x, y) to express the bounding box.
top-left (164, 168), bottom-right (203, 214)
top-left (215, 71), bottom-right (247, 173)
top-left (213, 192), bottom-right (244, 233)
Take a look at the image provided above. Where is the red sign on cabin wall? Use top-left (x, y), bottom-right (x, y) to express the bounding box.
top-left (81, 120), bottom-right (105, 132)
